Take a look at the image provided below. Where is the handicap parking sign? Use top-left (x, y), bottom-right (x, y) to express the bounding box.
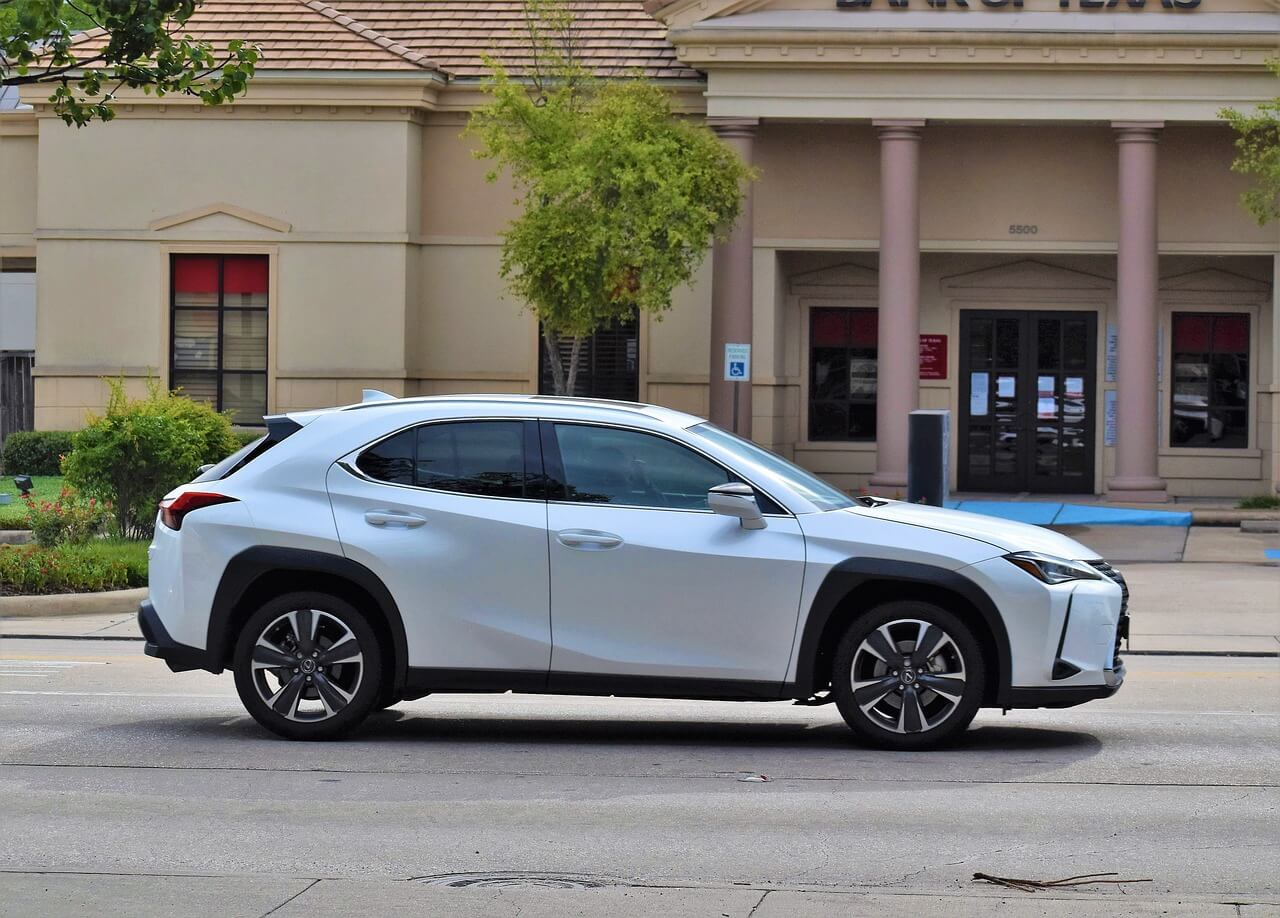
top-left (723, 343), bottom-right (751, 382)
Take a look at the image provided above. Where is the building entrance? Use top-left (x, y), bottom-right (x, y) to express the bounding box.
top-left (958, 310), bottom-right (1097, 494)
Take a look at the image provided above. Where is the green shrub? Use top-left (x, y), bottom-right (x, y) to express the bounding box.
top-left (0, 539), bottom-right (148, 595)
top-left (23, 486), bottom-right (108, 547)
top-left (1238, 494), bottom-right (1280, 510)
top-left (160, 389), bottom-right (240, 464)
top-left (232, 429), bottom-right (263, 450)
top-left (62, 378), bottom-right (207, 540)
top-left (2, 431), bottom-right (75, 476)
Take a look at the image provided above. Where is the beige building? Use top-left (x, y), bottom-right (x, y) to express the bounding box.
top-left (1, 0), bottom-right (1277, 499)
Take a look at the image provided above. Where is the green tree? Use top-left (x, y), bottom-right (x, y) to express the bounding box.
top-left (467, 0), bottom-right (753, 394)
top-left (1221, 59), bottom-right (1280, 225)
top-left (1, 0), bottom-right (259, 126)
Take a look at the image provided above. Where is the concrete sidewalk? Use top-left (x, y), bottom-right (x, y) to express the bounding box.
top-left (2, 872), bottom-right (1275, 918)
top-left (3, 561), bottom-right (1275, 656)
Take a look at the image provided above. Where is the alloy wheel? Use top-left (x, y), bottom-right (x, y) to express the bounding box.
top-left (250, 609), bottom-right (365, 722)
top-left (850, 618), bottom-right (967, 734)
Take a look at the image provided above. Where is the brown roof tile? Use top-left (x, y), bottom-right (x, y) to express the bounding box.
top-left (55, 0), bottom-right (697, 81)
top-left (66, 0), bottom-right (440, 72)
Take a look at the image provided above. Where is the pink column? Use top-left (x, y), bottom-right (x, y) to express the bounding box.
top-left (869, 120), bottom-right (925, 493)
top-left (1108, 122), bottom-right (1168, 502)
top-left (709, 118), bottom-right (757, 436)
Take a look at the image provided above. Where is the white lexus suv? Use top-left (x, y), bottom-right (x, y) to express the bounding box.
top-left (139, 394), bottom-right (1128, 749)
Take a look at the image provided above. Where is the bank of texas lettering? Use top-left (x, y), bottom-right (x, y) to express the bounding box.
top-left (837, 0), bottom-right (1199, 8)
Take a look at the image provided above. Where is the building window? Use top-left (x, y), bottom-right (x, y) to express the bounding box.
top-left (538, 315), bottom-right (639, 400)
top-left (809, 307), bottom-right (877, 441)
top-left (171, 254), bottom-right (268, 426)
top-left (1170, 313), bottom-right (1249, 449)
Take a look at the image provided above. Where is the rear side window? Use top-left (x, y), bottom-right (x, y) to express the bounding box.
top-left (356, 421), bottom-right (527, 499)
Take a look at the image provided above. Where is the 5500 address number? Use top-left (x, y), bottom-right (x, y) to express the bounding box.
top-left (1009, 224), bottom-right (1039, 235)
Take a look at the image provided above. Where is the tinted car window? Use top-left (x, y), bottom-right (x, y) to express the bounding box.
top-left (356, 421), bottom-right (526, 498)
top-left (356, 429), bottom-right (415, 485)
top-left (553, 424), bottom-right (734, 511)
top-left (416, 422), bottom-right (525, 498)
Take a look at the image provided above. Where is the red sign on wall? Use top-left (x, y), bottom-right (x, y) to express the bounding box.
top-left (919, 334), bottom-right (948, 380)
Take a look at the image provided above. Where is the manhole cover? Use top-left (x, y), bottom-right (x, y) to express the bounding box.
top-left (414, 872), bottom-right (621, 890)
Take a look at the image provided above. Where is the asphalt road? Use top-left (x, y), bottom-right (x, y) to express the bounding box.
top-left (0, 638), bottom-right (1276, 916)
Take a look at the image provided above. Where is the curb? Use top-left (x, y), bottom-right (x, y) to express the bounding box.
top-left (1192, 509), bottom-right (1280, 527)
top-left (0, 587), bottom-right (147, 618)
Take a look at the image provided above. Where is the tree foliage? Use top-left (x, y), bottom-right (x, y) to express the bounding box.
top-left (467, 0), bottom-right (753, 394)
top-left (1221, 59), bottom-right (1280, 225)
top-left (1, 0), bottom-right (259, 126)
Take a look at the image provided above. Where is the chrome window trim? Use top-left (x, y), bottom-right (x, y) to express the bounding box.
top-left (544, 419), bottom-right (795, 518)
top-left (339, 414), bottom-right (796, 516)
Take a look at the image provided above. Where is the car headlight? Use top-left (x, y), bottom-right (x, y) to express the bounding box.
top-left (1006, 551), bottom-right (1104, 585)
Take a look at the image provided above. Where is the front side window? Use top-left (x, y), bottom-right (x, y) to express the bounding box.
top-left (356, 421), bottom-right (526, 499)
top-left (171, 254), bottom-right (268, 425)
top-left (1170, 313), bottom-right (1249, 449)
top-left (809, 307), bottom-right (877, 441)
top-left (553, 424), bottom-right (733, 510)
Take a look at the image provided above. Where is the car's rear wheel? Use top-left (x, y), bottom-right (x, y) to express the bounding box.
top-left (233, 591), bottom-right (382, 740)
top-left (832, 601), bottom-right (984, 750)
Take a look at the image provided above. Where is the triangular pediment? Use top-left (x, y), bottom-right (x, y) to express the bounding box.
top-left (789, 261), bottom-right (879, 291)
top-left (149, 203), bottom-right (291, 234)
top-left (1159, 268), bottom-right (1271, 295)
top-left (942, 259), bottom-right (1112, 291)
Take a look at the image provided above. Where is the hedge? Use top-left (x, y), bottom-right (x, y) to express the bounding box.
top-left (2, 431), bottom-right (75, 476)
top-left (0, 539), bottom-right (149, 595)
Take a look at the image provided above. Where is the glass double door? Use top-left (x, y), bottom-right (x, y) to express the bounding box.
top-left (959, 311), bottom-right (1097, 494)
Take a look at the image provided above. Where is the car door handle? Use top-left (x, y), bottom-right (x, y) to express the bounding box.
top-left (556, 529), bottom-right (623, 550)
top-left (364, 510), bottom-right (427, 528)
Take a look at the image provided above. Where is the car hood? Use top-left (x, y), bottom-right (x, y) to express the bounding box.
top-left (844, 500), bottom-right (1102, 560)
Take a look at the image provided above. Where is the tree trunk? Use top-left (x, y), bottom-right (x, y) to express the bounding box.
top-left (565, 334), bottom-right (586, 396)
top-left (543, 326), bottom-right (567, 395)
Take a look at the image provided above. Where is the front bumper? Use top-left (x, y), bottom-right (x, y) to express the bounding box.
top-left (1004, 661), bottom-right (1125, 708)
top-left (137, 599), bottom-right (211, 673)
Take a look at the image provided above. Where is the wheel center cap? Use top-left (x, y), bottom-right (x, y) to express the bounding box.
top-left (901, 670), bottom-right (916, 685)
top-left (300, 658), bottom-right (316, 674)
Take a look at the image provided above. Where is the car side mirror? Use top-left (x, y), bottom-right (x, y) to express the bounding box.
top-left (708, 482), bottom-right (766, 530)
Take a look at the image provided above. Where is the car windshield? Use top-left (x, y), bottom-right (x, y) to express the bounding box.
top-left (690, 423), bottom-right (855, 512)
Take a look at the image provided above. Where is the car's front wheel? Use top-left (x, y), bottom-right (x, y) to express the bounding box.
top-left (233, 591), bottom-right (382, 740)
top-left (832, 601), bottom-right (985, 750)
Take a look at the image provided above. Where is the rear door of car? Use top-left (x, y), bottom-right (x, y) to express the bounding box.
top-left (326, 417), bottom-right (551, 678)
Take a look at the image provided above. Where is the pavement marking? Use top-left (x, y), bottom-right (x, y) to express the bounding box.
top-left (0, 690), bottom-right (232, 698)
top-left (0, 660), bottom-right (107, 666)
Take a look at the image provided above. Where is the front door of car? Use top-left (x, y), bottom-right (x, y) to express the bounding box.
top-left (326, 418), bottom-right (551, 676)
top-left (542, 421), bottom-right (807, 688)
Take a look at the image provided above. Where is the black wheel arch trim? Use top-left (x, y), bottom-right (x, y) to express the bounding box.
top-left (793, 558), bottom-right (1014, 705)
top-left (208, 546), bottom-right (410, 696)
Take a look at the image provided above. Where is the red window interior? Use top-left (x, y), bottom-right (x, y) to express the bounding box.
top-left (173, 256), bottom-right (219, 294)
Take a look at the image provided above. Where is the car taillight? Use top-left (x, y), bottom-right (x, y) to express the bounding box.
top-left (159, 492), bottom-right (238, 531)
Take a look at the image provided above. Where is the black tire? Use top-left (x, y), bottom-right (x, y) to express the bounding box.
top-left (233, 591), bottom-right (383, 740)
top-left (832, 600), bottom-right (985, 751)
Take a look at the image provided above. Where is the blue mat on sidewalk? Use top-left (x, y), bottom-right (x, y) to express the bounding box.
top-left (946, 500), bottom-right (1192, 527)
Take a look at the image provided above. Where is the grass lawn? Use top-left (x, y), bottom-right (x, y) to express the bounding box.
top-left (0, 475), bottom-right (64, 529)
top-left (0, 537), bottom-right (149, 595)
